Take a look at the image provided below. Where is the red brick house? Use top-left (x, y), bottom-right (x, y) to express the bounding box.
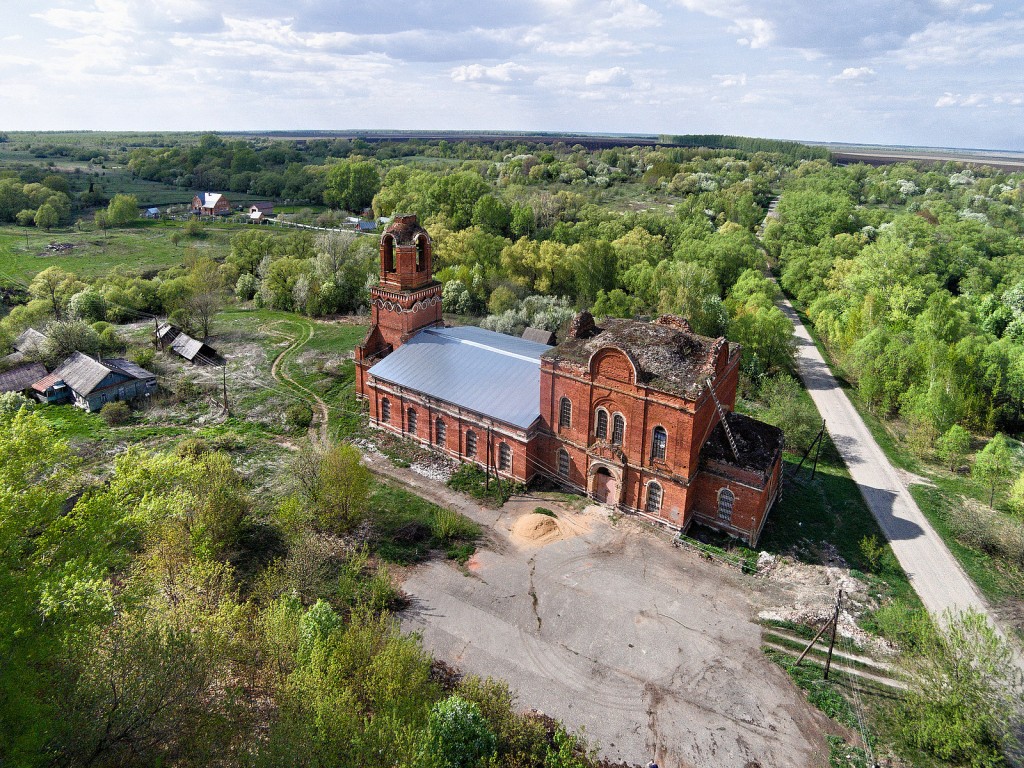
top-left (356, 215), bottom-right (783, 544)
top-left (191, 192), bottom-right (230, 216)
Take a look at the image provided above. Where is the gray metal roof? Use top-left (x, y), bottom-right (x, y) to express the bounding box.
top-left (171, 333), bottom-right (205, 361)
top-left (368, 325), bottom-right (551, 430)
top-left (51, 352), bottom-right (115, 395)
top-left (51, 352), bottom-right (154, 395)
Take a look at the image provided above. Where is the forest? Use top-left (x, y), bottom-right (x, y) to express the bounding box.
top-left (2, 131), bottom-right (1023, 767)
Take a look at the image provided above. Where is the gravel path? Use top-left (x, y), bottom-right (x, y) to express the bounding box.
top-left (779, 298), bottom-right (989, 620)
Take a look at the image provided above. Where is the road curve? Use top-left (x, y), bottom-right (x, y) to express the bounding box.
top-left (779, 299), bottom-right (989, 620)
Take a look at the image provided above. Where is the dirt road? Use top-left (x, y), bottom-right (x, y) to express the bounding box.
top-left (779, 299), bottom-right (989, 619)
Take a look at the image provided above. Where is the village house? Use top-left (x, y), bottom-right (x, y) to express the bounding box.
top-left (31, 351), bottom-right (157, 412)
top-left (248, 202), bottom-right (274, 222)
top-left (191, 192), bottom-right (231, 217)
top-left (355, 215), bottom-right (783, 545)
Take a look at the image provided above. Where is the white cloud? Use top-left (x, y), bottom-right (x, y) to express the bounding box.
top-left (584, 66), bottom-right (632, 86)
top-left (830, 66), bottom-right (876, 82)
top-left (451, 62), bottom-right (530, 85)
top-left (730, 17), bottom-right (774, 48)
top-left (714, 73), bottom-right (747, 87)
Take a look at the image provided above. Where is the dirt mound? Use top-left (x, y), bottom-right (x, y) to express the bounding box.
top-left (511, 513), bottom-right (563, 546)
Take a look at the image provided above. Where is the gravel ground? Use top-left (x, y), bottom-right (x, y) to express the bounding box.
top-left (398, 498), bottom-right (842, 768)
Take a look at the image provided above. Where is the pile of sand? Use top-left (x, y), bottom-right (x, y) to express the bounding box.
top-left (511, 513), bottom-right (563, 546)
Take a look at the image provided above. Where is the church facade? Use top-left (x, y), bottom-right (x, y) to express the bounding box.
top-left (356, 215), bottom-right (783, 545)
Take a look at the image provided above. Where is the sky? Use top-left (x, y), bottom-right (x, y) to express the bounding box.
top-left (2, 0), bottom-right (1023, 150)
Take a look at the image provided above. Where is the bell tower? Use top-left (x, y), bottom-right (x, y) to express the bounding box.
top-left (355, 214), bottom-right (443, 397)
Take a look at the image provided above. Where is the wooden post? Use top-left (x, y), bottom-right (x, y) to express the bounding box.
top-left (824, 590), bottom-right (842, 680)
top-left (810, 420), bottom-right (825, 479)
top-left (154, 316), bottom-right (160, 349)
top-left (795, 619), bottom-right (833, 667)
top-left (222, 363), bottom-right (230, 416)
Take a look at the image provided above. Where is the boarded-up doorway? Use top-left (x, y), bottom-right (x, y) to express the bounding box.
top-left (593, 467), bottom-right (617, 505)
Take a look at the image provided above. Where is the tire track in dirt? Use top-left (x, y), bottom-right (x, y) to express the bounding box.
top-left (266, 320), bottom-right (330, 445)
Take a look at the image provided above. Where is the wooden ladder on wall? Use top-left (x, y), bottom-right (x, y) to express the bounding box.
top-left (705, 377), bottom-right (740, 461)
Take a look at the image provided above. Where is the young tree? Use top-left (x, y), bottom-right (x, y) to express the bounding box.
top-left (67, 289), bottom-right (107, 322)
top-left (106, 193), bottom-right (139, 226)
top-left (423, 695), bottom-right (497, 768)
top-left (937, 424), bottom-right (972, 472)
top-left (185, 257), bottom-right (224, 339)
top-left (973, 433), bottom-right (1016, 508)
top-left (34, 202), bottom-right (59, 231)
top-left (898, 609), bottom-right (1022, 766)
top-left (29, 266), bottom-right (82, 320)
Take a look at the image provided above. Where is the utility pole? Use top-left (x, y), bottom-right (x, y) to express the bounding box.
top-left (810, 419), bottom-right (825, 480)
top-left (824, 589), bottom-right (842, 680)
top-left (221, 363), bottom-right (230, 416)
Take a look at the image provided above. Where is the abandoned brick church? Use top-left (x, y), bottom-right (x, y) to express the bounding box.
top-left (355, 215), bottom-right (783, 545)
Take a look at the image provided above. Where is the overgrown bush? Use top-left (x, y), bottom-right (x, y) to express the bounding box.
top-left (285, 402), bottom-right (313, 431)
top-left (948, 501), bottom-right (1024, 566)
top-left (431, 507), bottom-right (480, 544)
top-left (100, 400), bottom-right (131, 426)
top-left (0, 391), bottom-right (30, 416)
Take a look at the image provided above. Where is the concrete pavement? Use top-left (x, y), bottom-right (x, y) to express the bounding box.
top-left (778, 298), bottom-right (989, 619)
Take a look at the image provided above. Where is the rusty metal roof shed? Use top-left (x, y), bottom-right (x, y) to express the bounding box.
top-left (368, 325), bottom-right (551, 430)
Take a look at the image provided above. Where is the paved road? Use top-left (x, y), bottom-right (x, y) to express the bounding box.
top-left (778, 299), bottom-right (989, 619)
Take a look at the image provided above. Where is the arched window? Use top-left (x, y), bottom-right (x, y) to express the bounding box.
top-left (645, 482), bottom-right (663, 514)
top-left (415, 234), bottom-right (427, 272)
top-left (651, 426), bottom-right (667, 460)
top-left (383, 235), bottom-right (396, 273)
top-left (435, 418), bottom-right (446, 446)
top-left (611, 413), bottom-right (625, 446)
top-left (717, 488), bottom-right (734, 522)
top-left (465, 430), bottom-right (477, 458)
top-left (595, 408), bottom-right (608, 440)
top-left (407, 408), bottom-right (417, 434)
top-left (557, 449), bottom-right (570, 478)
top-left (381, 397), bottom-right (391, 423)
top-left (559, 397), bottom-right (572, 429)
top-left (498, 442), bottom-right (512, 472)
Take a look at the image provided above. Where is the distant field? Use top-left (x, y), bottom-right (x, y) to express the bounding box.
top-left (0, 222), bottom-right (235, 284)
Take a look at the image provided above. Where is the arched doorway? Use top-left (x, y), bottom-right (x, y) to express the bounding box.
top-left (592, 466), bottom-right (617, 505)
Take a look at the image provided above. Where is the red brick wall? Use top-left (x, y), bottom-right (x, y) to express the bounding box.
top-left (365, 380), bottom-right (535, 483)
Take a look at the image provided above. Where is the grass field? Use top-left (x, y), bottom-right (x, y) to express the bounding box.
top-left (0, 219), bottom-right (304, 285)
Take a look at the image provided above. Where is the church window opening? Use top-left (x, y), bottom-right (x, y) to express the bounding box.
top-left (717, 488), bottom-right (734, 522)
top-left (381, 397), bottom-right (391, 423)
top-left (415, 235), bottom-right (427, 272)
top-left (498, 442), bottom-right (512, 472)
top-left (557, 449), bottom-right (570, 478)
top-left (612, 413), bottom-right (625, 446)
top-left (595, 408), bottom-right (608, 440)
top-left (651, 426), bottom-right (667, 460)
top-left (559, 397), bottom-right (572, 429)
top-left (646, 482), bottom-right (663, 514)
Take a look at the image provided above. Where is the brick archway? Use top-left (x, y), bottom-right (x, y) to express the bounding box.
top-left (588, 462), bottom-right (622, 507)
